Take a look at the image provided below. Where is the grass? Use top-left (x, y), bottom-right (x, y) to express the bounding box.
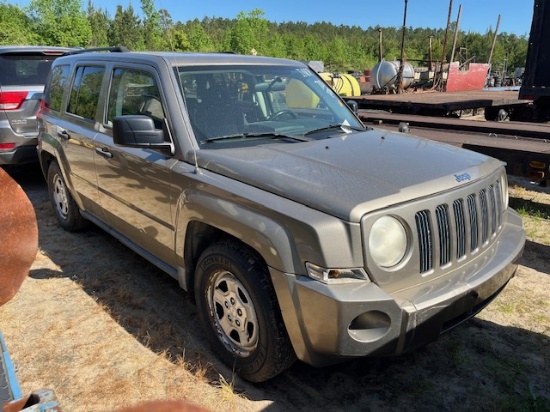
top-left (495, 301), bottom-right (515, 314)
top-left (514, 202), bottom-right (550, 220)
top-left (509, 186), bottom-right (550, 221)
top-left (522, 215), bottom-right (550, 244)
top-left (509, 187), bottom-right (550, 245)
top-left (217, 374), bottom-right (239, 402)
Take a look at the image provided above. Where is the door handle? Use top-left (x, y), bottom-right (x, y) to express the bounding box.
top-left (57, 130), bottom-right (70, 140)
top-left (95, 147), bottom-right (113, 159)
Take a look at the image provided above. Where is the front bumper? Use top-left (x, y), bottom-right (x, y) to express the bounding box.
top-left (270, 210), bottom-right (525, 367)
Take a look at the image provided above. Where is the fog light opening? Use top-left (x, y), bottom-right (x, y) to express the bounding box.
top-left (348, 311), bottom-right (391, 343)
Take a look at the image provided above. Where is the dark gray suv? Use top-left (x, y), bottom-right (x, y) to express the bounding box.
top-left (0, 46), bottom-right (74, 165)
top-left (37, 49), bottom-right (525, 382)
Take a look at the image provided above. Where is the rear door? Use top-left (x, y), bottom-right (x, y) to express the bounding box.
top-left (53, 63), bottom-right (105, 217)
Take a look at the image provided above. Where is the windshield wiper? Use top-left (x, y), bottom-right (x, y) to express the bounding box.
top-left (303, 123), bottom-right (365, 136)
top-left (204, 132), bottom-right (310, 143)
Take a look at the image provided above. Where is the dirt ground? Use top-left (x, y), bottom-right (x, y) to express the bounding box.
top-left (1, 164), bottom-right (549, 412)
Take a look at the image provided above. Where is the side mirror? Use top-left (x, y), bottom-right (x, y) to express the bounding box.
top-left (346, 99), bottom-right (359, 115)
top-left (113, 115), bottom-right (168, 148)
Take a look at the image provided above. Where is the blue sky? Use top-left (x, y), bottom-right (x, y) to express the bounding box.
top-left (13, 0), bottom-right (534, 36)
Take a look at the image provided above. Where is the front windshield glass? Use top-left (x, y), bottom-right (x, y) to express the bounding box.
top-left (176, 64), bottom-right (364, 148)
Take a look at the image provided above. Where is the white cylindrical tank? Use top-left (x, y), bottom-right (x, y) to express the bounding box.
top-left (370, 61), bottom-right (415, 90)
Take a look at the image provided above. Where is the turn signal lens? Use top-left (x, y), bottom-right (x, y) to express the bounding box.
top-left (306, 262), bottom-right (368, 284)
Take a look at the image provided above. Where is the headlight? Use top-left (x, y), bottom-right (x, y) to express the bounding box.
top-left (305, 262), bottom-right (368, 284)
top-left (369, 215), bottom-right (408, 268)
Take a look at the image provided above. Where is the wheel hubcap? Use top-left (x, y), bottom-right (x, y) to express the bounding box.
top-left (207, 270), bottom-right (259, 357)
top-left (52, 175), bottom-right (69, 220)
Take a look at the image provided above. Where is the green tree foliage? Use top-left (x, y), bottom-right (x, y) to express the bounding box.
top-left (168, 22), bottom-right (191, 51)
top-left (27, 0), bottom-right (91, 46)
top-left (158, 8), bottom-right (176, 50)
top-left (108, 4), bottom-right (143, 50)
top-left (187, 20), bottom-right (214, 52)
top-left (2, 3), bottom-right (529, 75)
top-left (228, 9), bottom-right (269, 55)
top-left (87, 0), bottom-right (109, 47)
top-left (0, 2), bottom-right (39, 44)
top-left (200, 17), bottom-right (231, 51)
top-left (140, 0), bottom-right (163, 50)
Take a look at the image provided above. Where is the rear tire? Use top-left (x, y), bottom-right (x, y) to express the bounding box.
top-left (47, 161), bottom-right (87, 231)
top-left (195, 239), bottom-right (296, 382)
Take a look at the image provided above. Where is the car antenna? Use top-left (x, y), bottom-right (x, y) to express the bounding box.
top-left (193, 147), bottom-right (200, 174)
top-left (183, 123), bottom-right (200, 174)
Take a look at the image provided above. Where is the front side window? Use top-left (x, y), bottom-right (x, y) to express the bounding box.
top-left (106, 68), bottom-right (165, 129)
top-left (177, 64), bottom-right (364, 148)
top-left (67, 66), bottom-right (105, 121)
top-left (45, 64), bottom-right (70, 112)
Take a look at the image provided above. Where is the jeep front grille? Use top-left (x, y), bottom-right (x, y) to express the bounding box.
top-left (415, 181), bottom-right (503, 274)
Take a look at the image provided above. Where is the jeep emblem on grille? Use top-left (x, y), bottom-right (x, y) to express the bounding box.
top-left (454, 172), bottom-right (471, 182)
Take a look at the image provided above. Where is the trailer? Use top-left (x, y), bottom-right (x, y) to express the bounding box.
top-left (519, 0), bottom-right (550, 122)
top-left (349, 89), bottom-right (529, 119)
top-left (360, 111), bottom-right (550, 188)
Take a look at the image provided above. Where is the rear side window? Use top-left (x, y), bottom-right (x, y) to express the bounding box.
top-left (44, 65), bottom-right (70, 112)
top-left (67, 66), bottom-right (105, 121)
top-left (0, 55), bottom-right (56, 86)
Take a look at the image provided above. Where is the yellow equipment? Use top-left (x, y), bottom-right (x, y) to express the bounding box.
top-left (319, 72), bottom-right (361, 97)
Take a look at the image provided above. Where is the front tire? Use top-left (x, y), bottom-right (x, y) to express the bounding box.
top-left (195, 239), bottom-right (296, 382)
top-left (47, 161), bottom-right (87, 231)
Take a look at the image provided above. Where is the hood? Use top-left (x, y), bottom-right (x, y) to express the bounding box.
top-left (195, 129), bottom-right (503, 222)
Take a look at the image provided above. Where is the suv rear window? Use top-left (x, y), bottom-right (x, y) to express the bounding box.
top-left (0, 54), bottom-right (57, 86)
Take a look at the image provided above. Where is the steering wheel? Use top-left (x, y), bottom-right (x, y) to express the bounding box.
top-left (268, 110), bottom-right (298, 121)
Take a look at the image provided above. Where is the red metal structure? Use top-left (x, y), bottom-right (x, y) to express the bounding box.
top-left (446, 62), bottom-right (490, 92)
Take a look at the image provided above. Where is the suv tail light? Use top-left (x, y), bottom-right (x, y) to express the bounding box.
top-left (0, 91), bottom-right (28, 110)
top-left (39, 98), bottom-right (47, 112)
top-left (0, 143), bottom-right (16, 151)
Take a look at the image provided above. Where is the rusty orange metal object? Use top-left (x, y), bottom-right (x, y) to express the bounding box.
top-left (0, 167), bottom-right (38, 307)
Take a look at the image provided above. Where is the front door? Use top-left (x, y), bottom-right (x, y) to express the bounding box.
top-left (94, 67), bottom-right (177, 269)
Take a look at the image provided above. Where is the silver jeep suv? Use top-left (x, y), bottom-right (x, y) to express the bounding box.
top-left (0, 46), bottom-right (74, 165)
top-left (37, 49), bottom-right (525, 382)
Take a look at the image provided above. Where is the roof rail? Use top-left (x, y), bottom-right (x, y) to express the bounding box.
top-left (65, 46), bottom-right (129, 55)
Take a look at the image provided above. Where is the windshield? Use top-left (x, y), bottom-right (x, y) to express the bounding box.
top-left (176, 64), bottom-right (364, 148)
